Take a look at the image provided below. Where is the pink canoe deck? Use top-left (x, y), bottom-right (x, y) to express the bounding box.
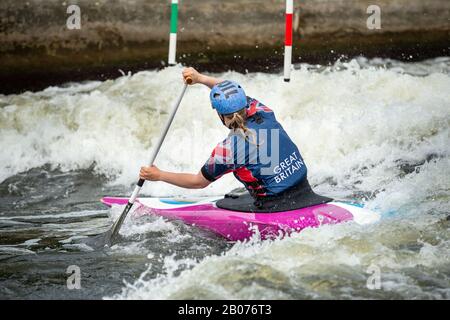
top-left (101, 196), bottom-right (356, 241)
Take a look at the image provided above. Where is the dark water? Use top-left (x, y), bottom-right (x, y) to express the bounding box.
top-left (0, 167), bottom-right (229, 299)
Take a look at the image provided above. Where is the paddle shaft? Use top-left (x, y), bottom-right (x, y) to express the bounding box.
top-left (109, 79), bottom-right (191, 243)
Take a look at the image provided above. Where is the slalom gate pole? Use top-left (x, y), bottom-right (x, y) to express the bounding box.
top-left (284, 0), bottom-right (294, 82)
top-left (168, 0), bottom-right (179, 66)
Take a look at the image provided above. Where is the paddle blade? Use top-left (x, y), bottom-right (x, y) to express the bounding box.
top-left (80, 229), bottom-right (113, 249)
top-left (108, 202), bottom-right (134, 245)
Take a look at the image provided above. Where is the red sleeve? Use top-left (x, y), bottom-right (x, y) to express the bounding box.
top-left (200, 138), bottom-right (235, 182)
top-left (246, 96), bottom-right (273, 117)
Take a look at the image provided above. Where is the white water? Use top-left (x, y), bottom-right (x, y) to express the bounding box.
top-left (1, 59), bottom-right (449, 198)
top-left (111, 157), bottom-right (450, 299)
top-left (1, 57), bottom-right (450, 299)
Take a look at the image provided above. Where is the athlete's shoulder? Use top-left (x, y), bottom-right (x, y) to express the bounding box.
top-left (209, 137), bottom-right (234, 163)
top-left (246, 96), bottom-right (273, 116)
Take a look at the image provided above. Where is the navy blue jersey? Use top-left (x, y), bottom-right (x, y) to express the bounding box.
top-left (201, 97), bottom-right (307, 197)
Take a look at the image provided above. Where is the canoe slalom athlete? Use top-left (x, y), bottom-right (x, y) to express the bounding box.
top-left (139, 67), bottom-right (320, 210)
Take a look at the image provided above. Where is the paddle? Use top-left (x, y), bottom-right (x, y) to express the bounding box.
top-left (106, 76), bottom-right (192, 245)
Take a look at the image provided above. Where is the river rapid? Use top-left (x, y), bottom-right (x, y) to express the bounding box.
top-left (0, 57), bottom-right (449, 299)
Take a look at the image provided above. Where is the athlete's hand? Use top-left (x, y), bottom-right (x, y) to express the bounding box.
top-left (182, 67), bottom-right (201, 85)
top-left (139, 165), bottom-right (162, 181)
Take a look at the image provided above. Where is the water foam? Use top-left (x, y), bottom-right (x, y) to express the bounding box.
top-left (1, 59), bottom-right (449, 199)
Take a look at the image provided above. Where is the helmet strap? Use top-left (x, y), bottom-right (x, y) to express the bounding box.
top-left (218, 113), bottom-right (227, 127)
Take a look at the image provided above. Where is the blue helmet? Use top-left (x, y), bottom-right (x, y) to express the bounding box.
top-left (210, 80), bottom-right (247, 115)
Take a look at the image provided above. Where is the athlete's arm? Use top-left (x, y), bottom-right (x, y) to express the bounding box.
top-left (139, 165), bottom-right (211, 189)
top-left (182, 67), bottom-right (222, 89)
